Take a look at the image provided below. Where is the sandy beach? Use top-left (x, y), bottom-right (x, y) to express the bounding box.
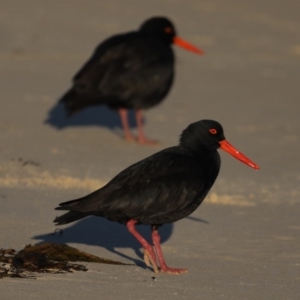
top-left (1, 0), bottom-right (300, 299)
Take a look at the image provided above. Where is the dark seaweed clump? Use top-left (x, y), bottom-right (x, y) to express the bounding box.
top-left (0, 243), bottom-right (127, 279)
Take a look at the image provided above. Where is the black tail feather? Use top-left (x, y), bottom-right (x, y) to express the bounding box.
top-left (59, 88), bottom-right (87, 116)
top-left (60, 87), bottom-right (102, 116)
top-left (54, 211), bottom-right (88, 225)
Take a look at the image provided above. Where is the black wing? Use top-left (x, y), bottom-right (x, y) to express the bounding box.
top-left (56, 147), bottom-right (217, 224)
top-left (72, 32), bottom-right (174, 108)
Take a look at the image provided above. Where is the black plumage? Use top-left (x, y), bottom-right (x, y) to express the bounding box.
top-left (54, 120), bottom-right (259, 274)
top-left (59, 17), bottom-right (204, 144)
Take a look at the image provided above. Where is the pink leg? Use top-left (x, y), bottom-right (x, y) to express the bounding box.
top-left (135, 110), bottom-right (159, 145)
top-left (118, 109), bottom-right (135, 142)
top-left (126, 220), bottom-right (159, 273)
top-left (151, 225), bottom-right (188, 274)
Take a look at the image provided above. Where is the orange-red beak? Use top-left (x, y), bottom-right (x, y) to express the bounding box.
top-left (173, 36), bottom-right (204, 55)
top-left (219, 140), bottom-right (260, 170)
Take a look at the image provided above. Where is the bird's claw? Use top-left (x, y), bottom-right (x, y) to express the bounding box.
top-left (124, 134), bottom-right (136, 143)
top-left (143, 249), bottom-right (159, 273)
top-left (160, 267), bottom-right (188, 274)
top-left (124, 135), bottom-right (160, 146)
top-left (136, 137), bottom-right (160, 146)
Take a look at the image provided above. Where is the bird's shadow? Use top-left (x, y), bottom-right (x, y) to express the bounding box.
top-left (33, 217), bottom-right (172, 267)
top-left (33, 215), bottom-right (208, 268)
top-left (44, 101), bottom-right (139, 133)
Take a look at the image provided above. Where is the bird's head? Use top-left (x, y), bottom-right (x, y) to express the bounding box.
top-left (180, 120), bottom-right (259, 170)
top-left (140, 16), bottom-right (204, 55)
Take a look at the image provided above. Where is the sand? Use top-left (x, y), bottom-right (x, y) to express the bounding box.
top-left (1, 0), bottom-right (300, 299)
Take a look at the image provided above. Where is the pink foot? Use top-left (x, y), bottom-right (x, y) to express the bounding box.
top-left (135, 109), bottom-right (159, 145)
top-left (124, 134), bottom-right (136, 142)
top-left (151, 226), bottom-right (188, 275)
top-left (126, 220), bottom-right (159, 273)
top-left (118, 109), bottom-right (136, 143)
top-left (143, 249), bottom-right (159, 273)
top-left (136, 137), bottom-right (160, 145)
top-left (160, 266), bottom-right (188, 274)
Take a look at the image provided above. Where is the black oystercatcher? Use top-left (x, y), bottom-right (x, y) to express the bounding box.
top-left (59, 17), bottom-right (204, 144)
top-left (54, 120), bottom-right (259, 274)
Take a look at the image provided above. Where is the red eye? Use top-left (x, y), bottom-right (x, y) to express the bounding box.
top-left (209, 128), bottom-right (217, 134)
top-left (164, 27), bottom-right (173, 33)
